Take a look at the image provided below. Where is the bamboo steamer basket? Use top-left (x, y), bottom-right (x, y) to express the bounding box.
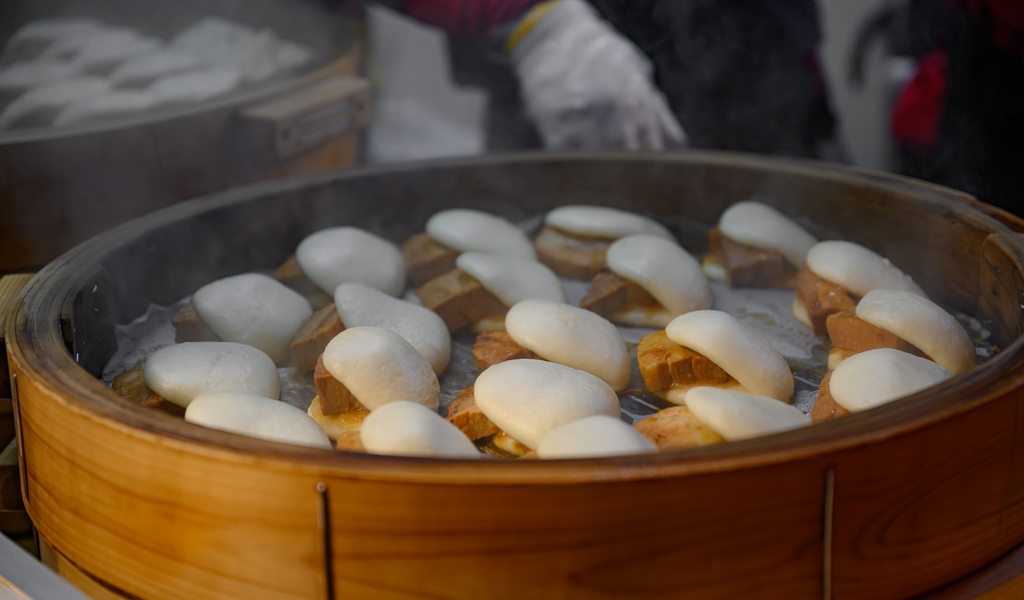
top-left (0, 0), bottom-right (368, 273)
top-left (8, 152), bottom-right (1024, 600)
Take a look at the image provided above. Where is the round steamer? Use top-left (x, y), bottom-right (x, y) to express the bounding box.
top-left (9, 152), bottom-right (1024, 599)
top-left (0, 0), bottom-right (363, 273)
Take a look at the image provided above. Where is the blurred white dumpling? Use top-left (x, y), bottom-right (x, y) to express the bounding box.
top-left (0, 77), bottom-right (110, 130)
top-left (149, 68), bottom-right (242, 104)
top-left (66, 32), bottom-right (162, 75)
top-left (53, 90), bottom-right (161, 127)
top-left (0, 61), bottom-right (82, 105)
top-left (170, 17), bottom-right (312, 83)
top-left (110, 50), bottom-right (205, 87)
top-left (3, 18), bottom-right (105, 62)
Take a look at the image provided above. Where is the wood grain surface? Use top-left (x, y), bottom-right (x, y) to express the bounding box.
top-left (8, 153), bottom-right (1024, 599)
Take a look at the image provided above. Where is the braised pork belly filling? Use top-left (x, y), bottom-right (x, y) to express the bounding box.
top-left (534, 225), bottom-right (612, 280)
top-left (637, 330), bottom-right (736, 394)
top-left (402, 233), bottom-right (460, 287)
top-left (471, 330), bottom-right (539, 370)
top-left (825, 309), bottom-right (927, 365)
top-left (633, 405), bottom-right (725, 450)
top-left (793, 268), bottom-right (857, 336)
top-left (707, 227), bottom-right (797, 288)
top-left (171, 302), bottom-right (220, 343)
top-left (580, 270), bottom-right (662, 320)
top-left (111, 368), bottom-right (185, 417)
top-left (811, 371), bottom-right (850, 423)
top-left (274, 253), bottom-right (323, 299)
top-left (415, 268), bottom-right (509, 333)
top-left (445, 386), bottom-right (530, 457)
top-left (290, 304), bottom-right (345, 374)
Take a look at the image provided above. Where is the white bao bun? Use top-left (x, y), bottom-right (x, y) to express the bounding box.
top-left (537, 415), bottom-right (656, 459)
top-left (359, 401), bottom-right (480, 459)
top-left (185, 391), bottom-right (330, 449)
top-left (426, 208), bottom-right (536, 259)
top-left (144, 342), bottom-right (280, 408)
top-left (718, 201), bottom-right (818, 268)
top-left (545, 205), bottom-right (674, 240)
top-left (334, 283), bottom-right (451, 374)
top-left (295, 227), bottom-right (405, 297)
top-left (192, 273), bottom-right (312, 365)
top-left (505, 300), bottom-right (630, 391)
top-left (806, 240), bottom-right (925, 298)
top-left (474, 359), bottom-right (620, 449)
top-left (321, 326), bottom-right (440, 411)
top-left (855, 289), bottom-right (975, 375)
top-left (829, 348), bottom-right (952, 413)
top-left (456, 252), bottom-right (566, 307)
top-left (605, 234), bottom-right (712, 328)
top-left (685, 387), bottom-right (811, 442)
top-left (666, 310), bottom-right (794, 402)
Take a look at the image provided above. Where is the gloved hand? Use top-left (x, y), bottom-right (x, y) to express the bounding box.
top-left (508, 0), bottom-right (686, 150)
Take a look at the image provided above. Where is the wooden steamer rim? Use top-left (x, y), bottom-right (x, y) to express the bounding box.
top-left (8, 152), bottom-right (1024, 599)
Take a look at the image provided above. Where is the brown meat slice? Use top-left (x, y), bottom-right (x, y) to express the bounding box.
top-left (111, 368), bottom-right (185, 417)
top-left (812, 370), bottom-right (850, 422)
top-left (313, 355), bottom-right (366, 416)
top-left (534, 225), bottom-right (611, 280)
top-left (826, 309), bottom-right (927, 357)
top-left (794, 268), bottom-right (857, 336)
top-left (171, 302), bottom-right (221, 343)
top-left (446, 386), bottom-right (501, 441)
top-left (335, 430), bottom-right (365, 452)
top-left (472, 330), bottom-right (539, 370)
top-left (415, 268), bottom-right (509, 333)
top-left (634, 406), bottom-right (725, 450)
top-left (402, 233), bottom-right (460, 287)
top-left (579, 270), bottom-right (660, 319)
top-left (290, 303), bottom-right (345, 374)
top-left (637, 330), bottom-right (734, 393)
top-left (274, 253), bottom-right (323, 298)
top-left (707, 227), bottom-right (796, 288)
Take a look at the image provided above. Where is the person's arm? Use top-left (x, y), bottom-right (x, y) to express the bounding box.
top-left (367, 0), bottom-right (544, 39)
top-left (365, 0), bottom-right (685, 150)
top-left (507, 0), bottom-right (685, 149)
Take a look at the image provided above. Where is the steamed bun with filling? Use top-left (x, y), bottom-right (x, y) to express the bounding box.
top-left (537, 415), bottom-right (656, 459)
top-left (191, 273), bottom-right (313, 365)
top-left (296, 227), bottom-right (406, 297)
top-left (360, 401), bottom-right (480, 458)
top-left (143, 342), bottom-right (280, 408)
top-left (503, 300), bottom-right (630, 391)
top-left (474, 359), bottom-right (619, 449)
top-left (185, 391), bottom-right (330, 448)
top-left (321, 326), bottom-right (440, 411)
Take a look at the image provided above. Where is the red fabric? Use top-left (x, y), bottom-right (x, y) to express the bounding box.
top-left (958, 0), bottom-right (1024, 62)
top-left (405, 0), bottom-right (543, 38)
top-left (891, 49), bottom-right (949, 148)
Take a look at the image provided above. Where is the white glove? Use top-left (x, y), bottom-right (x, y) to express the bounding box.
top-left (509, 0), bottom-right (686, 150)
